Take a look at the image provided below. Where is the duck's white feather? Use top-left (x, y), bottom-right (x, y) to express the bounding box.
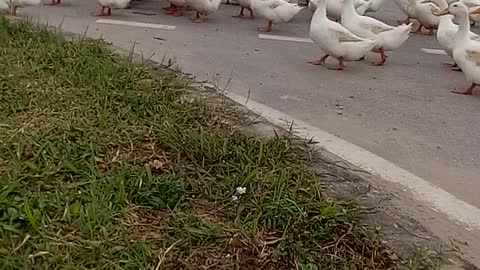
top-left (342, 0), bottom-right (412, 51)
top-left (251, 0), bottom-right (303, 24)
top-left (310, 0), bottom-right (375, 61)
top-left (449, 2), bottom-right (480, 84)
top-left (97, 0), bottom-right (130, 8)
top-left (393, 0), bottom-right (417, 19)
top-left (0, 0), bottom-right (41, 9)
top-left (366, 0), bottom-right (385, 12)
top-left (185, 0), bottom-right (222, 14)
top-left (168, 0), bottom-right (187, 7)
top-left (415, 0), bottom-right (441, 29)
top-left (309, 0), bottom-right (371, 18)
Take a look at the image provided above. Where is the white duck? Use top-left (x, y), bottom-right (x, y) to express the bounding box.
top-left (341, 0), bottom-right (412, 65)
top-left (233, 0), bottom-right (254, 19)
top-left (96, 0), bottom-right (131, 16)
top-left (454, 0), bottom-right (480, 25)
top-left (424, 0), bottom-right (478, 69)
top-left (251, 0), bottom-right (304, 32)
top-left (437, 2), bottom-right (480, 94)
top-left (185, 0), bottom-right (222, 22)
top-left (0, 0), bottom-right (41, 15)
top-left (309, 0), bottom-right (371, 19)
top-left (393, 0), bottom-right (418, 23)
top-left (414, 0), bottom-right (442, 34)
top-left (164, 0), bottom-right (188, 16)
top-left (309, 0), bottom-right (376, 70)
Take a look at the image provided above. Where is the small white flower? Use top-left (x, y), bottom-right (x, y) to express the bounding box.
top-left (232, 195), bottom-right (239, 201)
top-left (235, 187), bottom-right (247, 195)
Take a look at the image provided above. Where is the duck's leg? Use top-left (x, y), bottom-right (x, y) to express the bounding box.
top-left (166, 5), bottom-right (177, 14)
top-left (45, 0), bottom-right (61, 5)
top-left (257, 20), bottom-right (273, 32)
top-left (247, 7), bottom-right (254, 19)
top-left (173, 6), bottom-right (183, 16)
top-left (413, 24), bottom-right (423, 33)
top-left (328, 57), bottom-right (345, 70)
top-left (8, 6), bottom-right (17, 16)
top-left (451, 83), bottom-right (477, 95)
top-left (443, 62), bottom-right (462, 71)
top-left (398, 16), bottom-right (411, 25)
top-left (95, 6), bottom-right (109, 16)
top-left (192, 11), bottom-right (204, 23)
top-left (107, 7), bottom-right (111, 15)
top-left (232, 7), bottom-right (245, 18)
top-left (163, 3), bottom-right (173, 10)
top-left (308, 54), bottom-right (329, 65)
top-left (372, 48), bottom-right (387, 66)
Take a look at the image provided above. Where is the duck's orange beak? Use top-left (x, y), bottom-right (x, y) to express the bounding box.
top-left (435, 8), bottom-right (450, 16)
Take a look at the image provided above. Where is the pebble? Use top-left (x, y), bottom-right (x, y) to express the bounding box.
top-left (337, 111), bottom-right (343, 115)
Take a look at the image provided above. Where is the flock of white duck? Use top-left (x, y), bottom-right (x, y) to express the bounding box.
top-left (2, 0), bottom-right (480, 94)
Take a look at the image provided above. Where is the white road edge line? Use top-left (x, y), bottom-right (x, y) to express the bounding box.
top-left (225, 91), bottom-right (480, 231)
top-left (421, 48), bottom-right (448, 55)
top-left (95, 19), bottom-right (176, 30)
top-left (258, 34), bottom-right (314, 43)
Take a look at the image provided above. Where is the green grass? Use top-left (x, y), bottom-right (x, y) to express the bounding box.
top-left (0, 16), bottom-right (430, 269)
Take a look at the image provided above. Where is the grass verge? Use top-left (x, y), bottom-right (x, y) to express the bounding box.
top-left (0, 17), bottom-right (433, 269)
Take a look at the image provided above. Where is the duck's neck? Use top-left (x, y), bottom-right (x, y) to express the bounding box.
top-left (342, 0), bottom-right (358, 17)
top-left (455, 12), bottom-right (471, 42)
top-left (313, 0), bottom-right (327, 20)
top-left (439, 14), bottom-right (454, 27)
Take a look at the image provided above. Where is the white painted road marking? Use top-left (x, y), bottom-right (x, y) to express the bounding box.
top-left (422, 48), bottom-right (448, 55)
top-left (96, 19), bottom-right (176, 30)
top-left (225, 91), bottom-right (480, 230)
top-left (258, 34), bottom-right (313, 43)
top-left (280, 95), bottom-right (306, 102)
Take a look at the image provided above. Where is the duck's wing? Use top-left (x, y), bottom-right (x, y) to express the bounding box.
top-left (471, 33), bottom-right (480, 41)
top-left (465, 50), bottom-right (480, 66)
top-left (261, 0), bottom-right (288, 9)
top-left (428, 2), bottom-right (441, 13)
top-left (357, 16), bottom-right (395, 34)
top-left (329, 21), bottom-right (368, 42)
top-left (463, 0), bottom-right (480, 8)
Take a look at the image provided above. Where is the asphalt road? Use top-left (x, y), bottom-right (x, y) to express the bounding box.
top-left (21, 0), bottom-right (480, 208)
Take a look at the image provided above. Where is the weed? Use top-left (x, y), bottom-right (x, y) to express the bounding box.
top-left (0, 16), bottom-right (428, 269)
